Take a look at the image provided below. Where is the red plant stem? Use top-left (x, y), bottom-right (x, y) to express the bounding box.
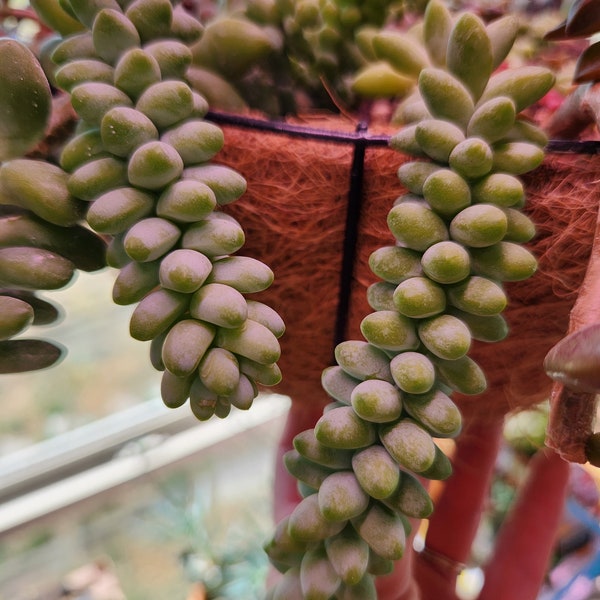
top-left (479, 449), bottom-right (570, 600)
top-left (0, 6), bottom-right (40, 20)
top-left (376, 546), bottom-right (420, 600)
top-left (412, 417), bottom-right (504, 600)
top-left (546, 201), bottom-right (600, 462)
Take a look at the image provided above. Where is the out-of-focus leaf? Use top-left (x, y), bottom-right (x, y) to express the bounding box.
top-left (0, 290), bottom-right (63, 326)
top-left (565, 0), bottom-right (600, 38)
top-left (543, 19), bottom-right (568, 41)
top-left (544, 323), bottom-right (600, 393)
top-left (574, 42), bottom-right (600, 83)
top-left (186, 66), bottom-right (248, 113)
top-left (191, 17), bottom-right (281, 78)
top-left (0, 339), bottom-right (65, 373)
top-left (30, 0), bottom-right (84, 35)
top-left (0, 211), bottom-right (107, 272)
top-left (351, 61), bottom-right (414, 98)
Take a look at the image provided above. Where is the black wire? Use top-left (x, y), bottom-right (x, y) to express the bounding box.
top-left (546, 139), bottom-right (600, 154)
top-left (206, 110), bottom-right (600, 153)
top-left (205, 110), bottom-right (600, 354)
top-left (206, 111), bottom-right (387, 351)
top-left (205, 111), bottom-right (390, 146)
top-left (334, 121), bottom-right (369, 351)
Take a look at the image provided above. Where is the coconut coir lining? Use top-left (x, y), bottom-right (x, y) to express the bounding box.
top-left (213, 114), bottom-right (599, 424)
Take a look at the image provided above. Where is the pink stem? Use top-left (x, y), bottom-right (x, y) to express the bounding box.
top-left (479, 449), bottom-right (570, 600)
top-left (412, 417), bottom-right (504, 600)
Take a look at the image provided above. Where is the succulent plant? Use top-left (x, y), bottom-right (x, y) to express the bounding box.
top-left (186, 0), bottom-right (413, 115)
top-left (0, 0), bottom-right (285, 417)
top-left (545, 0), bottom-right (600, 83)
top-left (0, 1), bottom-right (570, 598)
top-left (264, 2), bottom-right (554, 597)
top-left (545, 0), bottom-right (600, 138)
top-left (0, 36), bottom-right (108, 373)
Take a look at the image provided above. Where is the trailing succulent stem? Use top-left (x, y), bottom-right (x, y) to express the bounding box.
top-left (265, 3), bottom-right (553, 598)
top-left (9, 0), bottom-right (285, 419)
top-left (0, 0), bottom-right (556, 597)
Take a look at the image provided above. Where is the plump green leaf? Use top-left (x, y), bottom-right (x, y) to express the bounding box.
top-left (447, 12), bottom-right (493, 100)
top-left (423, 0), bottom-right (453, 66)
top-left (0, 39), bottom-right (52, 161)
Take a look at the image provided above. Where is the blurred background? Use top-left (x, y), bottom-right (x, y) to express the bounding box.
top-left (0, 268), bottom-right (290, 600)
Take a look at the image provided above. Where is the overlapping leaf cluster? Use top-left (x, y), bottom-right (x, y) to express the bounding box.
top-left (187, 0), bottom-right (412, 115)
top-left (264, 3), bottom-right (554, 598)
top-left (546, 0), bottom-right (600, 85)
top-left (544, 0), bottom-right (600, 138)
top-left (0, 38), bottom-right (106, 373)
top-left (2, 0), bottom-right (285, 419)
top-left (0, 1), bottom-right (558, 597)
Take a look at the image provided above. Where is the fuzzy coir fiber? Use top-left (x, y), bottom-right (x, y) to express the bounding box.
top-left (214, 114), bottom-right (598, 422)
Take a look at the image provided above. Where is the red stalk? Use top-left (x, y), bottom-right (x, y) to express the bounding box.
top-left (412, 417), bottom-right (504, 600)
top-left (479, 449), bottom-right (570, 600)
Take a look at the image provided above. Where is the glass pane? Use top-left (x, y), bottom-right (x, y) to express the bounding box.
top-left (0, 400), bottom-right (288, 599)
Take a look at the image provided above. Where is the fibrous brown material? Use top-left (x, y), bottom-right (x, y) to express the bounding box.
top-left (459, 153), bottom-right (599, 420)
top-left (214, 115), bottom-right (599, 421)
top-left (216, 115), bottom-right (359, 407)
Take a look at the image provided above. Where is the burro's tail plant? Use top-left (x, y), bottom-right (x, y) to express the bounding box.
top-left (264, 2), bottom-right (554, 598)
top-left (0, 0), bottom-right (284, 418)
